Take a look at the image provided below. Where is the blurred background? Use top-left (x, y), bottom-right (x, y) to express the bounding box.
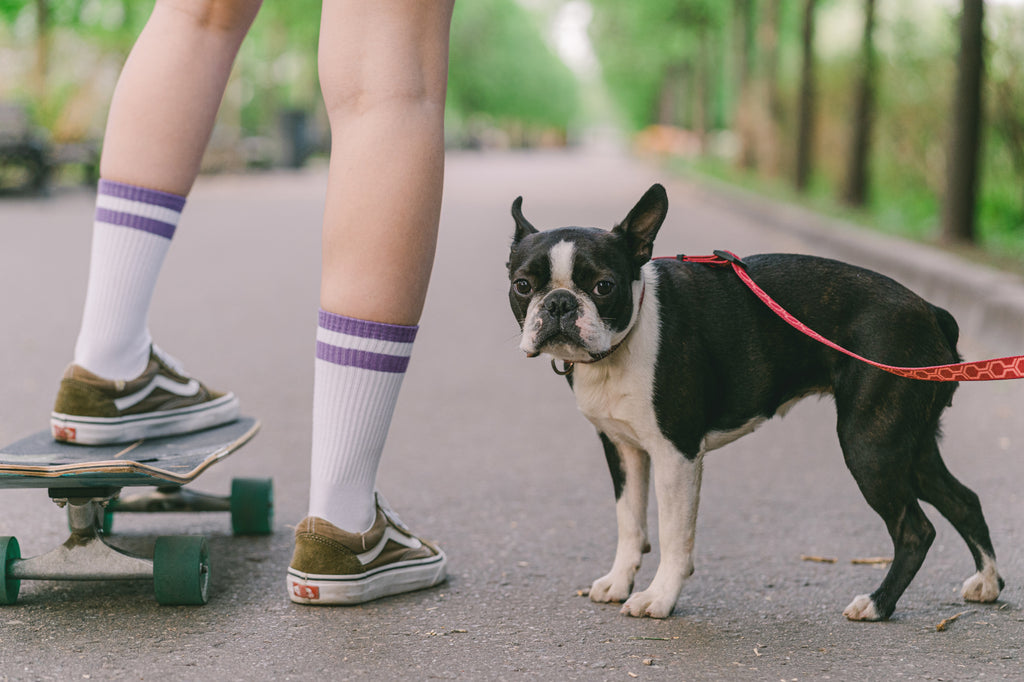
top-left (1, 0), bottom-right (1021, 261)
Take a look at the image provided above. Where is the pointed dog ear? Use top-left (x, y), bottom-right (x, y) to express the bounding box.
top-left (613, 183), bottom-right (668, 267)
top-left (511, 196), bottom-right (538, 243)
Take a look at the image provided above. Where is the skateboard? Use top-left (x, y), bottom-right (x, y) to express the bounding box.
top-left (0, 416), bottom-right (271, 606)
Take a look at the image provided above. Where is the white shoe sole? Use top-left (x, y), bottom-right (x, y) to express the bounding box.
top-left (287, 551), bottom-right (447, 605)
top-left (50, 393), bottom-right (240, 445)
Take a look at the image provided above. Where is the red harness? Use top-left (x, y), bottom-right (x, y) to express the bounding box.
top-left (667, 251), bottom-right (1024, 382)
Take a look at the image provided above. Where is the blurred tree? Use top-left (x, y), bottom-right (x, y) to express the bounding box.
top-left (794, 0), bottom-right (817, 192)
top-left (33, 0), bottom-right (51, 100)
top-left (942, 0), bottom-right (985, 244)
top-left (733, 0), bottom-right (757, 168)
top-left (588, 0), bottom-right (727, 136)
top-left (842, 0), bottom-right (877, 207)
top-left (989, 9), bottom-right (1024, 225)
top-left (753, 0), bottom-right (785, 176)
top-left (446, 0), bottom-right (579, 139)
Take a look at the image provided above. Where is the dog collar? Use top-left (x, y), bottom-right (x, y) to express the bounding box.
top-left (551, 280), bottom-right (646, 376)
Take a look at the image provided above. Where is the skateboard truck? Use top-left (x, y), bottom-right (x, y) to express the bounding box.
top-left (3, 488), bottom-right (211, 605)
top-left (109, 480), bottom-right (273, 536)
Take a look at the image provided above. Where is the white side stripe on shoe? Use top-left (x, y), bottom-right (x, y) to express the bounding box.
top-left (357, 527), bottom-right (423, 566)
top-left (114, 376), bottom-right (201, 411)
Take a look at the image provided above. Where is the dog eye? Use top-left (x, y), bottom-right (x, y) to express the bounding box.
top-left (593, 280), bottom-right (615, 296)
top-left (513, 279), bottom-right (532, 296)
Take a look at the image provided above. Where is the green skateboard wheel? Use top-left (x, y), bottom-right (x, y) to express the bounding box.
top-left (230, 478), bottom-right (274, 536)
top-left (153, 535), bottom-right (210, 605)
top-left (0, 536), bottom-right (20, 605)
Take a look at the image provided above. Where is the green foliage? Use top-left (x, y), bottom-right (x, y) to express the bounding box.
top-left (235, 0), bottom-right (322, 136)
top-left (588, 0), bottom-right (728, 131)
top-left (1, 0), bottom-right (578, 148)
top-left (446, 0), bottom-right (579, 132)
top-left (592, 0), bottom-right (1024, 260)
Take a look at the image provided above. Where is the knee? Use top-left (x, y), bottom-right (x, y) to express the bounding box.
top-left (317, 4), bottom-right (452, 121)
top-left (157, 0), bottom-right (262, 37)
top-left (319, 54), bottom-right (448, 123)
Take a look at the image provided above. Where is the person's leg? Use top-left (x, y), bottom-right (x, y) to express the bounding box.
top-left (288, 0), bottom-right (453, 606)
top-left (311, 0), bottom-right (453, 530)
top-left (53, 0), bottom-right (260, 444)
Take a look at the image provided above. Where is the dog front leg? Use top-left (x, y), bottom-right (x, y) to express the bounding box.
top-left (622, 448), bottom-right (703, 619)
top-left (590, 436), bottom-right (650, 604)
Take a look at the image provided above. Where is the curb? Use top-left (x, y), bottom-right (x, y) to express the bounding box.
top-left (692, 179), bottom-right (1024, 357)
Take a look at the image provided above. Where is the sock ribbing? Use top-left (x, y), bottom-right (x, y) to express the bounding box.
top-left (73, 180), bottom-right (184, 380)
top-left (308, 310), bottom-right (418, 533)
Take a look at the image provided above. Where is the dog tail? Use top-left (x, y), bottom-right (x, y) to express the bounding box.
top-left (932, 305), bottom-right (962, 362)
top-left (932, 305), bottom-right (963, 407)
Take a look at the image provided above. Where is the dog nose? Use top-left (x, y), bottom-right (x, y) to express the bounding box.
top-left (544, 290), bottom-right (578, 318)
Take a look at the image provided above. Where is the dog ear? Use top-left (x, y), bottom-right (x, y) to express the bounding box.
top-left (511, 196), bottom-right (538, 243)
top-left (614, 184), bottom-right (668, 266)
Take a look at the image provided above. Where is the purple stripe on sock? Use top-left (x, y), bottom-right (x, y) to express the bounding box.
top-left (316, 341), bottom-right (412, 373)
top-left (98, 179), bottom-right (186, 212)
top-left (94, 207), bottom-right (177, 240)
top-left (318, 309), bottom-right (418, 343)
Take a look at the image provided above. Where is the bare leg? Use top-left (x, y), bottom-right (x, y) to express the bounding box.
top-left (100, 0), bottom-right (262, 194)
top-left (305, 1), bottom-right (454, 533)
top-left (65, 0), bottom-right (259, 421)
top-left (317, 0), bottom-right (454, 325)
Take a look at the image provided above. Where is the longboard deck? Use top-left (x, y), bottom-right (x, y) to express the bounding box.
top-left (0, 417), bottom-right (260, 489)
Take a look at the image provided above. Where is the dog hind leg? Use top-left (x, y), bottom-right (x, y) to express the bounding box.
top-left (590, 435), bottom-right (651, 604)
top-left (838, 407), bottom-right (937, 621)
top-left (914, 440), bottom-right (1004, 603)
top-left (621, 447), bottom-right (703, 619)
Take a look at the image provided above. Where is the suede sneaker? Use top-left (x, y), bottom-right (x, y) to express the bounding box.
top-left (287, 494), bottom-right (447, 605)
top-left (51, 346), bottom-right (239, 445)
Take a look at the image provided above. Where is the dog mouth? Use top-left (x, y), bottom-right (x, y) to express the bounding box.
top-left (525, 327), bottom-right (607, 363)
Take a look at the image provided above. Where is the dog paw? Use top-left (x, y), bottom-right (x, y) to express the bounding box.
top-left (961, 569), bottom-right (1003, 603)
top-left (589, 573), bottom-right (632, 604)
top-left (620, 589), bottom-right (676, 619)
top-left (843, 594), bottom-right (882, 621)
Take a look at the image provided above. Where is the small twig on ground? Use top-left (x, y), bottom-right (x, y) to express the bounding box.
top-left (800, 554), bottom-right (838, 563)
top-left (851, 557), bottom-right (893, 565)
top-left (936, 611), bottom-right (968, 632)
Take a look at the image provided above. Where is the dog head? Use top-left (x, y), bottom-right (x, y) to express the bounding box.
top-left (507, 184), bottom-right (668, 363)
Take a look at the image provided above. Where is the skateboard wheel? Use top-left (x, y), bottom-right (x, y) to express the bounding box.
top-left (230, 478), bottom-right (274, 536)
top-left (153, 536), bottom-right (210, 606)
top-left (0, 536), bottom-right (20, 605)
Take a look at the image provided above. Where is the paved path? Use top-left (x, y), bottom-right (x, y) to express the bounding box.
top-left (0, 150), bottom-right (1021, 680)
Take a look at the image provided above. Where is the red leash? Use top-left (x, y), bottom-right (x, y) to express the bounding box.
top-left (667, 251), bottom-right (1024, 382)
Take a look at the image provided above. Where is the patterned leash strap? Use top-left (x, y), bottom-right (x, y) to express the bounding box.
top-left (669, 251), bottom-right (1024, 382)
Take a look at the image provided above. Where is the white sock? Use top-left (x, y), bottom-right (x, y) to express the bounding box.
top-left (73, 179), bottom-right (184, 380)
top-left (308, 309), bottom-right (418, 533)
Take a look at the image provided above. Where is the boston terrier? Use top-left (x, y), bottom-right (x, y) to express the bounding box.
top-left (506, 183), bottom-right (1004, 620)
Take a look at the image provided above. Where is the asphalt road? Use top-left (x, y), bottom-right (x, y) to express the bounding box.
top-left (0, 149), bottom-right (1021, 680)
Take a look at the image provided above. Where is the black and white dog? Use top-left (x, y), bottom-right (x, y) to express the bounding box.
top-left (506, 183), bottom-right (1004, 620)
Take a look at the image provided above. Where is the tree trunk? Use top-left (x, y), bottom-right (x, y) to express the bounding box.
top-left (757, 0), bottom-right (784, 175)
top-left (842, 0), bottom-right (877, 207)
top-left (941, 0), bottom-right (985, 244)
top-left (734, 0), bottom-right (757, 169)
top-left (33, 0), bottom-right (50, 101)
top-left (795, 0), bottom-right (817, 192)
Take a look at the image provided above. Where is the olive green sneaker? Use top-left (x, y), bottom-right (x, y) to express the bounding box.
top-left (287, 494), bottom-right (447, 605)
top-left (51, 346), bottom-right (239, 445)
